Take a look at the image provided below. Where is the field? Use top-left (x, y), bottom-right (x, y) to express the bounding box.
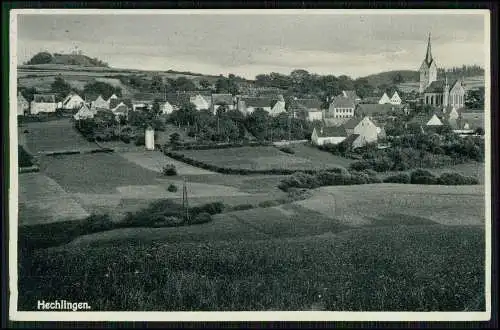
top-left (17, 121), bottom-right (486, 312)
top-left (179, 145), bottom-right (353, 171)
top-left (21, 119), bottom-right (100, 154)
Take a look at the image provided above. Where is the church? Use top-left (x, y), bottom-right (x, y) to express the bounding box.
top-left (419, 33), bottom-right (466, 110)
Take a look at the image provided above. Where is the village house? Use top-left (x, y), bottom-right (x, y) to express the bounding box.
top-left (407, 113), bottom-right (443, 133)
top-left (160, 101), bottom-right (175, 115)
top-left (108, 94), bottom-right (119, 109)
top-left (110, 102), bottom-right (129, 120)
top-left (237, 96), bottom-right (286, 117)
top-left (211, 93), bottom-right (235, 114)
top-left (311, 126), bottom-right (348, 146)
top-left (60, 92), bottom-right (85, 110)
top-left (355, 103), bottom-right (409, 118)
top-left (455, 111), bottom-right (484, 131)
top-left (288, 98), bottom-right (324, 122)
top-left (30, 94), bottom-right (57, 115)
top-left (390, 91), bottom-right (402, 105)
top-left (378, 92), bottom-right (392, 104)
top-left (190, 93), bottom-right (211, 111)
top-left (341, 90), bottom-right (361, 104)
top-left (73, 103), bottom-right (96, 120)
top-left (17, 92), bottom-right (29, 116)
top-left (326, 94), bottom-right (356, 119)
top-left (91, 95), bottom-right (110, 110)
top-left (343, 116), bottom-right (381, 146)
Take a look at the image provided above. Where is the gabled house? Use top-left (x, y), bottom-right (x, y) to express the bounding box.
top-left (311, 126), bottom-right (348, 146)
top-left (390, 91), bottom-right (402, 105)
top-left (17, 92), bottom-right (29, 116)
top-left (108, 94), bottom-right (119, 110)
top-left (160, 101), bottom-right (175, 115)
top-left (61, 92), bottom-right (85, 110)
top-left (92, 95), bottom-right (109, 110)
top-left (378, 93), bottom-right (391, 104)
top-left (327, 95), bottom-right (356, 119)
top-left (237, 96), bottom-right (286, 117)
top-left (211, 93), bottom-right (235, 114)
top-left (341, 90), bottom-right (361, 104)
top-left (110, 102), bottom-right (129, 119)
top-left (289, 98), bottom-right (324, 122)
top-left (190, 93), bottom-right (211, 111)
top-left (73, 103), bottom-right (96, 120)
top-left (407, 113), bottom-right (443, 133)
top-left (30, 94), bottom-right (57, 114)
top-left (343, 116), bottom-right (380, 146)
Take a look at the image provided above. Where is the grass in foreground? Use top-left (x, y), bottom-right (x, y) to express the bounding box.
top-left (19, 225), bottom-right (484, 311)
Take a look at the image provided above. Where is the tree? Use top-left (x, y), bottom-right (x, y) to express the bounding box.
top-left (51, 75), bottom-right (72, 101)
top-left (152, 99), bottom-right (162, 117)
top-left (26, 52), bottom-right (53, 65)
top-left (151, 75), bottom-right (164, 93)
top-left (169, 132), bottom-right (180, 145)
top-left (465, 87), bottom-right (484, 110)
top-left (171, 77), bottom-right (196, 91)
top-left (83, 81), bottom-right (122, 99)
top-left (199, 79), bottom-right (211, 89)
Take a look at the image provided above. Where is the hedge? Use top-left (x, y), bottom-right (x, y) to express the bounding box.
top-left (170, 141), bottom-right (272, 151)
top-left (383, 173), bottom-right (411, 184)
top-left (19, 145), bottom-right (34, 167)
top-left (437, 172), bottom-right (479, 185)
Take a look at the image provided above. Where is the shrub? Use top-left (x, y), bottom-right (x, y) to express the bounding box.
top-left (258, 200), bottom-right (280, 208)
top-left (349, 161), bottom-right (369, 171)
top-left (18, 145), bottom-right (34, 167)
top-left (167, 184), bottom-right (178, 192)
top-left (190, 202), bottom-right (225, 216)
top-left (278, 172), bottom-right (319, 191)
top-left (230, 204), bottom-right (255, 211)
top-left (279, 146), bottom-right (295, 154)
top-left (80, 214), bottom-right (114, 234)
top-left (410, 169), bottom-right (434, 183)
top-left (162, 164), bottom-right (177, 176)
top-left (151, 216), bottom-right (184, 228)
top-left (437, 172), bottom-right (479, 185)
top-left (189, 212), bottom-right (213, 225)
top-left (384, 173), bottom-right (411, 184)
top-left (411, 175), bottom-right (438, 185)
top-left (135, 135), bottom-right (146, 146)
top-left (121, 135), bottom-right (131, 144)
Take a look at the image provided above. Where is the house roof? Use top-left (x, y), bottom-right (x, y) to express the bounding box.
top-left (132, 92), bottom-right (165, 102)
top-left (323, 117), bottom-right (351, 127)
top-left (343, 117), bottom-right (363, 129)
top-left (356, 103), bottom-right (399, 116)
top-left (424, 80), bottom-right (446, 93)
top-left (341, 133), bottom-right (361, 146)
top-left (342, 90), bottom-right (360, 100)
top-left (165, 92), bottom-right (193, 106)
top-left (360, 96), bottom-right (380, 104)
top-left (240, 97), bottom-right (274, 108)
top-left (288, 98), bottom-right (323, 112)
top-left (211, 93), bottom-right (233, 105)
top-left (314, 125), bottom-right (348, 138)
top-left (331, 95), bottom-right (355, 108)
top-left (33, 94), bottom-right (56, 103)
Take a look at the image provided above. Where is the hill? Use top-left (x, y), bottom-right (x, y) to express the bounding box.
top-left (25, 51), bottom-right (109, 67)
top-left (359, 70), bottom-right (420, 87)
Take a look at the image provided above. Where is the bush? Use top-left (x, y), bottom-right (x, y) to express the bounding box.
top-left (230, 204), bottom-right (255, 211)
top-left (190, 202), bottom-right (225, 216)
top-left (279, 146), bottom-right (295, 154)
top-left (18, 145), bottom-right (34, 167)
top-left (410, 169), bottom-right (434, 183)
top-left (437, 172), bottom-right (479, 185)
top-left (135, 135), bottom-right (146, 146)
top-left (167, 184), bottom-right (178, 192)
top-left (278, 172), bottom-right (319, 191)
top-left (349, 161), bottom-right (369, 171)
top-left (151, 216), bottom-right (184, 228)
top-left (189, 212), bottom-right (213, 225)
top-left (383, 173), bottom-right (411, 184)
top-left (411, 175), bottom-right (438, 185)
top-left (80, 214), bottom-right (114, 234)
top-left (258, 200), bottom-right (281, 208)
top-left (162, 164), bottom-right (177, 176)
top-left (121, 135), bottom-right (131, 144)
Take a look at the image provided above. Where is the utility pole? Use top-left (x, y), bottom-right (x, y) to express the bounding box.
top-left (288, 112), bottom-right (292, 142)
top-left (182, 177), bottom-right (189, 221)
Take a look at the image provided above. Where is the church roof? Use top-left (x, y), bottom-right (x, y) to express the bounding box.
top-left (424, 80), bottom-right (446, 93)
top-left (424, 33), bottom-right (434, 66)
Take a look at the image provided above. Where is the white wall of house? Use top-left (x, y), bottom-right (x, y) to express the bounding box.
top-left (63, 94), bottom-right (85, 110)
top-left (390, 92), bottom-right (402, 105)
top-left (378, 93), bottom-right (391, 104)
top-left (268, 101), bottom-right (286, 116)
top-left (30, 102), bottom-right (57, 114)
top-left (17, 96), bottom-right (29, 116)
top-left (311, 128), bottom-right (346, 146)
top-left (353, 116), bottom-right (379, 144)
top-left (426, 114), bottom-right (443, 126)
top-left (328, 104), bottom-right (355, 118)
top-left (449, 82), bottom-right (466, 109)
top-left (190, 95), bottom-right (210, 110)
top-left (307, 111), bottom-right (323, 122)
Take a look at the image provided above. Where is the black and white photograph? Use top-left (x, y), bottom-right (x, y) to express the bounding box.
top-left (8, 9), bottom-right (491, 322)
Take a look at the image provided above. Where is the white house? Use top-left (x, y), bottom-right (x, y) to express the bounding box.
top-left (327, 95), bottom-right (356, 118)
top-left (73, 104), bottom-right (96, 120)
top-left (344, 116), bottom-right (380, 146)
top-left (311, 126), bottom-right (348, 146)
top-left (160, 101), bottom-right (175, 115)
top-left (390, 91), bottom-right (402, 105)
top-left (111, 102), bottom-right (129, 119)
top-left (237, 96), bottom-right (286, 117)
top-left (268, 99), bottom-right (286, 116)
top-left (92, 95), bottom-right (109, 110)
top-left (190, 94), bottom-right (211, 111)
top-left (378, 93), bottom-right (391, 104)
top-left (30, 94), bottom-right (57, 114)
top-left (61, 93), bottom-right (85, 110)
top-left (17, 92), bottom-right (29, 116)
top-left (427, 113), bottom-right (443, 126)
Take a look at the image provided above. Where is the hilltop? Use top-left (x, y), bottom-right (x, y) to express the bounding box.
top-left (358, 70), bottom-right (420, 87)
top-left (24, 52), bottom-right (109, 67)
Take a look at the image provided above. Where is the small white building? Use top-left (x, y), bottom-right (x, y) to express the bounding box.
top-left (390, 91), bottom-right (402, 105)
top-left (311, 126), bottom-right (348, 146)
top-left (145, 126), bottom-right (155, 150)
top-left (378, 93), bottom-right (391, 105)
top-left (73, 104), bottom-right (96, 120)
top-left (161, 101), bottom-right (175, 115)
top-left (61, 92), bottom-right (85, 110)
top-left (190, 94), bottom-right (211, 111)
top-left (30, 94), bottom-right (57, 114)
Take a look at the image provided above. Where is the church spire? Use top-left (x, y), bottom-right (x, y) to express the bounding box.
top-left (425, 32), bottom-right (433, 65)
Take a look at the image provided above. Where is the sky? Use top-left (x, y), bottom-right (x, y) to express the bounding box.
top-left (15, 11), bottom-right (488, 80)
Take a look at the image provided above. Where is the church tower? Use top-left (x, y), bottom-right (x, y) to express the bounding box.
top-left (419, 33), bottom-right (438, 94)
